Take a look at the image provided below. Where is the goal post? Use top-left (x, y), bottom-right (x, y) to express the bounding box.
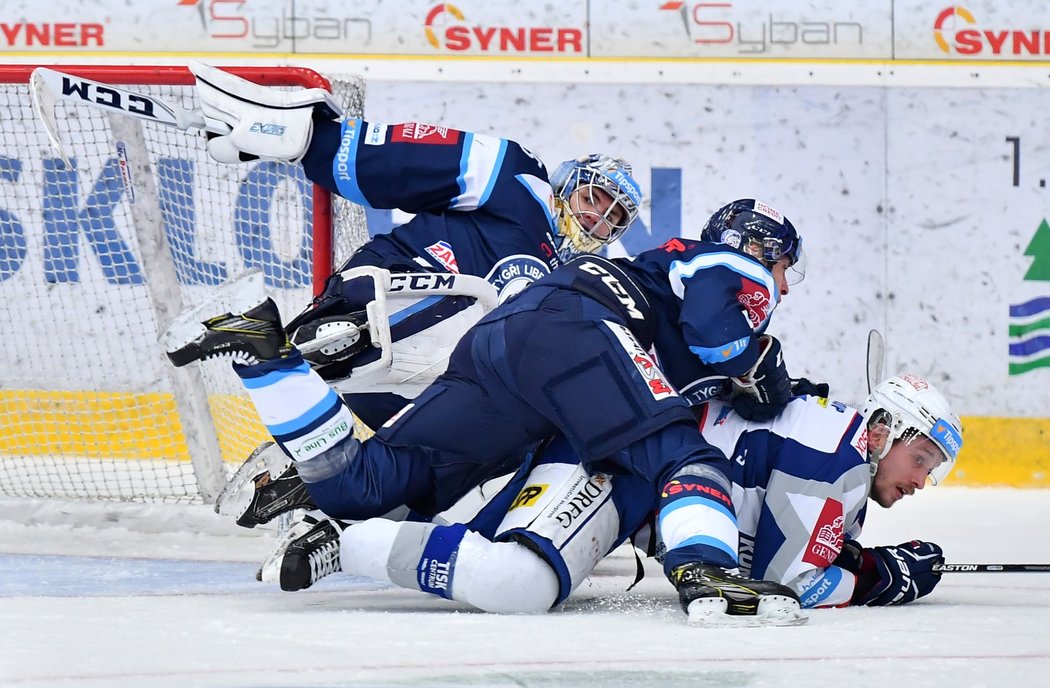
top-left (0, 64), bottom-right (368, 503)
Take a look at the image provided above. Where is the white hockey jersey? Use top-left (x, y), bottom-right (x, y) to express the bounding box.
top-left (696, 396), bottom-right (874, 608)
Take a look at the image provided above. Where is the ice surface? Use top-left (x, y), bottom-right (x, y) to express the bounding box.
top-left (2, 488), bottom-right (1048, 687)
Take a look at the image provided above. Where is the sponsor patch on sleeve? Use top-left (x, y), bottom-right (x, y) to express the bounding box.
top-left (392, 123), bottom-right (461, 145)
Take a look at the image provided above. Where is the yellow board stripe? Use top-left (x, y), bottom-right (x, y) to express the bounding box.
top-left (1, 391), bottom-right (1046, 487)
top-left (0, 390), bottom-right (269, 464)
top-left (948, 416), bottom-right (1050, 488)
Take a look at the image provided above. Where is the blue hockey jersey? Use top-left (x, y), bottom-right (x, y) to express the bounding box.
top-left (301, 118), bottom-right (562, 301)
top-left (540, 237), bottom-right (782, 401)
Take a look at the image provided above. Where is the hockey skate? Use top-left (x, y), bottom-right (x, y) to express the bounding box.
top-left (214, 441), bottom-right (316, 528)
top-left (160, 270), bottom-right (293, 367)
top-left (260, 515), bottom-right (344, 592)
top-left (670, 563), bottom-right (808, 627)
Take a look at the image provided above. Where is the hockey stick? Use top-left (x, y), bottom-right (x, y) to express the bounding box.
top-left (866, 329), bottom-right (886, 393)
top-left (30, 66), bottom-right (231, 163)
top-left (934, 563), bottom-right (1050, 573)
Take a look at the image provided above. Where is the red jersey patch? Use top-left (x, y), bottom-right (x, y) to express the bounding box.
top-left (802, 499), bottom-right (845, 567)
top-left (425, 241), bottom-right (460, 273)
top-left (737, 278), bottom-right (773, 329)
top-left (392, 123), bottom-right (461, 145)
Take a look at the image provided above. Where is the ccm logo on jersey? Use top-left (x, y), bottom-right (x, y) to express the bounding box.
top-left (605, 321), bottom-right (677, 400)
top-left (802, 499), bottom-right (845, 567)
top-left (393, 123), bottom-right (461, 145)
top-left (578, 261), bottom-right (644, 320)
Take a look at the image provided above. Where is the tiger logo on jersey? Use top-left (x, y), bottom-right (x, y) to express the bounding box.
top-left (737, 278), bottom-right (774, 329)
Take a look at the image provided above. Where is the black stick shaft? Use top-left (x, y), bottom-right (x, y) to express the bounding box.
top-left (933, 563), bottom-right (1050, 573)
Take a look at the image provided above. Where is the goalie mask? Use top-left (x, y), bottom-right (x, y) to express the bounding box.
top-left (862, 374), bottom-right (963, 486)
top-left (550, 154), bottom-right (642, 262)
top-left (701, 199), bottom-right (805, 285)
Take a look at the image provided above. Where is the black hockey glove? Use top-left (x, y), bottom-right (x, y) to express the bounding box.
top-left (790, 377), bottom-right (830, 399)
top-left (846, 540), bottom-right (945, 606)
top-left (731, 335), bottom-right (791, 422)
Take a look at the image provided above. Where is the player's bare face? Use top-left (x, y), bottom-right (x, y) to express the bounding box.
top-left (770, 258), bottom-right (791, 298)
top-left (871, 435), bottom-right (942, 508)
top-left (570, 186), bottom-right (625, 240)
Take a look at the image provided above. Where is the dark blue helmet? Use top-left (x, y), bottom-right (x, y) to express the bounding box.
top-left (701, 199), bottom-right (803, 268)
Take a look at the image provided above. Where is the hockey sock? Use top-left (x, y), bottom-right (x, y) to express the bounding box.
top-left (658, 470), bottom-right (739, 574)
top-left (235, 354), bottom-right (355, 462)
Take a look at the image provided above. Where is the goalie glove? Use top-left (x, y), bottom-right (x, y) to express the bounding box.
top-left (189, 61), bottom-right (343, 164)
top-left (839, 540), bottom-right (945, 606)
top-left (730, 335), bottom-right (791, 422)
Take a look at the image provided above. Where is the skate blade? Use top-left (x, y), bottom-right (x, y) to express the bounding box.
top-left (214, 441), bottom-right (291, 521)
top-left (158, 269), bottom-right (267, 352)
top-left (686, 596), bottom-right (808, 628)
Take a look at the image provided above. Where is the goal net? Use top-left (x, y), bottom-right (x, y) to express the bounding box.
top-left (0, 65), bottom-right (368, 503)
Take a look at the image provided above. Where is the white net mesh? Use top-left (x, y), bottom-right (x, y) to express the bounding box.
top-left (0, 67), bottom-right (367, 503)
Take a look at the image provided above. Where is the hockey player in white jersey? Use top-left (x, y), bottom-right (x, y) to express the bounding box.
top-left (271, 373), bottom-right (961, 618)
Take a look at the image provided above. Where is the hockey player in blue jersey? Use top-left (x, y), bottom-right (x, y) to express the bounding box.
top-left (291, 373), bottom-right (961, 617)
top-left (165, 196), bottom-right (809, 625)
top-left (186, 61), bottom-right (642, 432)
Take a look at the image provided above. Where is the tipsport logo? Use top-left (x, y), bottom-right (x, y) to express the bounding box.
top-left (423, 2), bottom-right (583, 53)
top-left (933, 6), bottom-right (1050, 56)
top-left (931, 419), bottom-right (963, 460)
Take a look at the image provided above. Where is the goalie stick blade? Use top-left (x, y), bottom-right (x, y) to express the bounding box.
top-left (685, 596), bottom-right (808, 628)
top-left (29, 66), bottom-right (231, 136)
top-left (866, 329), bottom-right (886, 394)
top-left (29, 68), bottom-right (71, 165)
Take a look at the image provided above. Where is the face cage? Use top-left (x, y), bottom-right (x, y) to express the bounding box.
top-left (554, 184), bottom-right (636, 261)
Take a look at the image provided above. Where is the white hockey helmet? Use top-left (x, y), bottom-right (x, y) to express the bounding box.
top-left (862, 373), bottom-right (963, 486)
top-left (550, 154), bottom-right (642, 261)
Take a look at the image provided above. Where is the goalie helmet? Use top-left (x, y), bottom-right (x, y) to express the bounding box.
top-left (701, 199), bottom-right (805, 283)
top-left (550, 154), bottom-right (642, 262)
top-left (861, 374), bottom-right (963, 486)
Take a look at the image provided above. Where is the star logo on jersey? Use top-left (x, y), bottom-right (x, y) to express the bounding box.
top-left (802, 498), bottom-right (845, 567)
top-left (424, 241), bottom-right (460, 273)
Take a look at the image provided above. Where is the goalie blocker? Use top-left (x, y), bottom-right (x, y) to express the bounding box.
top-left (189, 60), bottom-right (342, 163)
